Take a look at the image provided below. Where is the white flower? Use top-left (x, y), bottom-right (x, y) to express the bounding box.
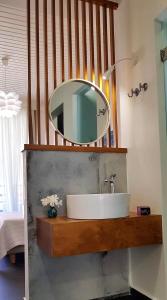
top-left (41, 198), bottom-right (49, 207)
top-left (40, 194), bottom-right (63, 208)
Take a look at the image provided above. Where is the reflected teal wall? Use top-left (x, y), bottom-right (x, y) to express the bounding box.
top-left (76, 95), bottom-right (97, 143)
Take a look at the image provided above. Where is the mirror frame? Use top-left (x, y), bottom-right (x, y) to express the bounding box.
top-left (49, 79), bottom-right (111, 145)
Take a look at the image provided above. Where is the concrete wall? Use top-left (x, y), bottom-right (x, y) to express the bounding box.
top-left (24, 150), bottom-right (129, 300)
top-left (115, 1), bottom-right (167, 299)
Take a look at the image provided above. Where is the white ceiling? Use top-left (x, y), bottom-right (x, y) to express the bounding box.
top-left (0, 0), bottom-right (27, 101)
top-left (0, 0), bottom-right (120, 104)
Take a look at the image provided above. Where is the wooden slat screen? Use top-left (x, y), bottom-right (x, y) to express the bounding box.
top-left (27, 0), bottom-right (33, 144)
top-left (35, 0), bottom-right (41, 145)
top-left (43, 0), bottom-right (49, 145)
top-left (51, 0), bottom-right (58, 145)
top-left (109, 7), bottom-right (118, 147)
top-left (27, 0), bottom-right (118, 148)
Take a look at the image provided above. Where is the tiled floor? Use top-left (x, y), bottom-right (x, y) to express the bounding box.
top-left (0, 254), bottom-right (25, 300)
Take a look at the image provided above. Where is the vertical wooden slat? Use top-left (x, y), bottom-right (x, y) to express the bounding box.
top-left (59, 0), bottom-right (65, 82)
top-left (74, 0), bottom-right (80, 78)
top-left (27, 0), bottom-right (33, 144)
top-left (35, 0), bottom-right (41, 144)
top-left (102, 6), bottom-right (109, 147)
top-left (95, 5), bottom-right (102, 147)
top-left (88, 2), bottom-right (95, 147)
top-left (109, 7), bottom-right (118, 148)
top-left (59, 0), bottom-right (66, 145)
top-left (81, 0), bottom-right (88, 147)
top-left (34, 110), bottom-right (37, 143)
top-left (67, 0), bottom-right (74, 146)
top-left (52, 0), bottom-right (57, 88)
top-left (81, 1), bottom-right (87, 79)
top-left (89, 2), bottom-right (94, 81)
top-left (74, 0), bottom-right (80, 146)
top-left (43, 0), bottom-right (49, 145)
top-left (67, 0), bottom-right (72, 79)
top-left (103, 8), bottom-right (108, 79)
top-left (96, 5), bottom-right (102, 85)
top-left (51, 0), bottom-right (58, 145)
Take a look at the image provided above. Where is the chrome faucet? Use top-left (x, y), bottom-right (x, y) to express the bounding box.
top-left (104, 174), bottom-right (116, 193)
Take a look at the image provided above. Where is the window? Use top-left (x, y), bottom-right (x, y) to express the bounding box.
top-left (0, 110), bottom-right (27, 212)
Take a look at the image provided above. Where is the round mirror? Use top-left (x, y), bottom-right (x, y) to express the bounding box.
top-left (49, 79), bottom-right (110, 145)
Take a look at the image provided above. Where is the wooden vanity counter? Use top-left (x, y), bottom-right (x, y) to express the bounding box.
top-left (36, 213), bottom-right (162, 257)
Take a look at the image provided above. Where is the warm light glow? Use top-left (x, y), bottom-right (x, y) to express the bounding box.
top-left (105, 81), bottom-right (110, 101)
top-left (0, 91), bottom-right (22, 118)
top-left (84, 71), bottom-right (88, 81)
top-left (99, 76), bottom-right (103, 90)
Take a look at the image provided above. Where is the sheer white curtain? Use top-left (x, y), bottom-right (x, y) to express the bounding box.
top-left (0, 110), bottom-right (27, 212)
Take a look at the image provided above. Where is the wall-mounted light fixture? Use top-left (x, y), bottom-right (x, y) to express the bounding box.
top-left (102, 57), bottom-right (132, 80)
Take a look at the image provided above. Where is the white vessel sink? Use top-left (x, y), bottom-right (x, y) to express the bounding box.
top-left (67, 193), bottom-right (130, 220)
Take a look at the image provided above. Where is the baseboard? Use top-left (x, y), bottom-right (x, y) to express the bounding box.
top-left (91, 288), bottom-right (152, 299)
top-left (91, 292), bottom-right (130, 300)
top-left (130, 288), bottom-right (151, 299)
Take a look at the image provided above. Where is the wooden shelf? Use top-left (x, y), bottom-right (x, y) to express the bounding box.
top-left (23, 144), bottom-right (127, 153)
top-left (36, 214), bottom-right (162, 257)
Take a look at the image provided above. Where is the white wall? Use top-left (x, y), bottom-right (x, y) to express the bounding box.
top-left (115, 0), bottom-right (167, 299)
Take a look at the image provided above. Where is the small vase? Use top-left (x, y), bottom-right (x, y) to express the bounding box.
top-left (47, 206), bottom-right (57, 218)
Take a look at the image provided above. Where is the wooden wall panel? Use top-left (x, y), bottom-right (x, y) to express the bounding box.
top-left (102, 6), bottom-right (110, 147)
top-left (51, 0), bottom-right (58, 145)
top-left (89, 2), bottom-right (94, 82)
top-left (27, 0), bottom-right (118, 148)
top-left (43, 0), bottom-right (49, 145)
top-left (27, 0), bottom-right (33, 144)
top-left (59, 0), bottom-right (66, 145)
top-left (95, 5), bottom-right (102, 147)
top-left (81, 1), bottom-right (87, 80)
top-left (67, 0), bottom-right (74, 146)
top-left (109, 7), bottom-right (118, 148)
top-left (67, 0), bottom-right (72, 80)
top-left (35, 0), bottom-right (41, 145)
top-left (74, 0), bottom-right (80, 78)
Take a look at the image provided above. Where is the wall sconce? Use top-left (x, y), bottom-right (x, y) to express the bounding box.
top-left (102, 57), bottom-right (132, 80)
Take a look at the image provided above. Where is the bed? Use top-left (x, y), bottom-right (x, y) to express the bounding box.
top-left (0, 213), bottom-right (24, 262)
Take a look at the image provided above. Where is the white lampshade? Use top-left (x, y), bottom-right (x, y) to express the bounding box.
top-left (0, 91), bottom-right (22, 118)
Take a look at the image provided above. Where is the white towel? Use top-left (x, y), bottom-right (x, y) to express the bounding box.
top-left (0, 213), bottom-right (24, 259)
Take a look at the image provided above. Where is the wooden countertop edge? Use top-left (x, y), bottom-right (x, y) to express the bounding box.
top-left (36, 213), bottom-right (162, 224)
top-left (36, 213), bottom-right (162, 257)
top-left (23, 144), bottom-right (127, 153)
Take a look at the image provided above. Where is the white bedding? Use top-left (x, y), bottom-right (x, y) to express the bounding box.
top-left (0, 213), bottom-right (24, 259)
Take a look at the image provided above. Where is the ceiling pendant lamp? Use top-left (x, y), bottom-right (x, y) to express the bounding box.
top-left (0, 57), bottom-right (22, 118)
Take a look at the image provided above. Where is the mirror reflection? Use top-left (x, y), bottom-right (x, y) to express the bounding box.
top-left (49, 79), bottom-right (110, 144)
